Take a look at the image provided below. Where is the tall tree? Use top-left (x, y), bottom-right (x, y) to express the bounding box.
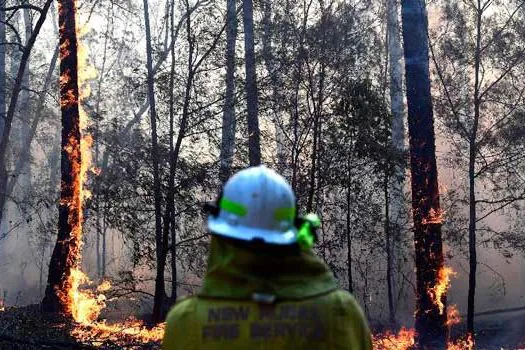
top-left (42, 0), bottom-right (82, 315)
top-left (386, 0), bottom-right (405, 325)
top-left (242, 0), bottom-right (261, 166)
top-left (0, 5), bottom-right (5, 155)
top-left (430, 0), bottom-right (525, 337)
top-left (17, 0), bottom-right (32, 194)
top-left (144, 0), bottom-right (165, 323)
top-left (400, 0), bottom-right (447, 347)
top-left (219, 0), bottom-right (238, 183)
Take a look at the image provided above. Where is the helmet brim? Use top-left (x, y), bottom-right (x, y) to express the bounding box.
top-left (208, 216), bottom-right (297, 245)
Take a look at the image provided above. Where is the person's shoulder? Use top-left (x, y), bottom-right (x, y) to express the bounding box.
top-left (165, 295), bottom-right (198, 323)
top-left (328, 289), bottom-right (367, 317)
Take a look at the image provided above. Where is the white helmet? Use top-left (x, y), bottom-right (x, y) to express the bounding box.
top-left (207, 165), bottom-right (298, 245)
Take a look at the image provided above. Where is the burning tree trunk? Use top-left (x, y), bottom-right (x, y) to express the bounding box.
top-left (400, 0), bottom-right (447, 347)
top-left (42, 0), bottom-right (82, 316)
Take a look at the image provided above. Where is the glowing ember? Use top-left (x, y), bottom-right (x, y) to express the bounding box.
top-left (428, 266), bottom-right (456, 315)
top-left (446, 304), bottom-right (461, 327)
top-left (422, 207), bottom-right (446, 225)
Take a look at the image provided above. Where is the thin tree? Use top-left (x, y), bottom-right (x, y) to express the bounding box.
top-left (0, 4), bottom-right (5, 146)
top-left (400, 0), bottom-right (447, 347)
top-left (219, 0), bottom-right (238, 183)
top-left (429, 0), bottom-right (525, 336)
top-left (386, 0), bottom-right (405, 326)
top-left (242, 0), bottom-right (261, 166)
top-left (144, 0), bottom-right (165, 323)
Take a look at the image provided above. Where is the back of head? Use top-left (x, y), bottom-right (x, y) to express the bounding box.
top-left (207, 165), bottom-right (299, 246)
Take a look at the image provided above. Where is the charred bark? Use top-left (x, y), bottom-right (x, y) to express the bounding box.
top-left (42, 0), bottom-right (81, 315)
top-left (400, 0), bottom-right (447, 347)
top-left (242, 0), bottom-right (261, 166)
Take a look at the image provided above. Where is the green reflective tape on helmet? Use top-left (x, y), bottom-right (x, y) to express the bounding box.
top-left (274, 207), bottom-right (296, 221)
top-left (220, 198), bottom-right (247, 217)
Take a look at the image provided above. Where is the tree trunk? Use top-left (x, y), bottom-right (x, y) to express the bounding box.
top-left (0, 4), bottom-right (6, 142)
top-left (242, 0), bottom-right (261, 166)
top-left (384, 171), bottom-right (395, 325)
top-left (16, 1), bottom-right (33, 195)
top-left (467, 1), bottom-right (483, 337)
top-left (165, 0), bottom-right (178, 303)
top-left (94, 5), bottom-right (111, 278)
top-left (42, 0), bottom-right (82, 315)
top-left (346, 156), bottom-right (353, 293)
top-left (261, 1), bottom-right (286, 172)
top-left (387, 0), bottom-right (405, 325)
top-left (144, 0), bottom-right (166, 323)
top-left (219, 0), bottom-right (237, 183)
top-left (400, 0), bottom-right (447, 347)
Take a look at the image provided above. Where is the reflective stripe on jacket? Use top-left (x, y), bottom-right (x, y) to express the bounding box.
top-left (163, 237), bottom-right (373, 350)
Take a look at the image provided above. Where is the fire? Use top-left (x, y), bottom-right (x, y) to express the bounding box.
top-left (373, 327), bottom-right (415, 350)
top-left (428, 266), bottom-right (456, 315)
top-left (72, 319), bottom-right (165, 346)
top-left (53, 2), bottom-right (166, 346)
top-left (446, 304), bottom-right (461, 327)
top-left (422, 207), bottom-right (446, 224)
top-left (447, 333), bottom-right (475, 350)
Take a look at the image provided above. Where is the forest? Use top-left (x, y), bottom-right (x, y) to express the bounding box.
top-left (0, 0), bottom-right (524, 348)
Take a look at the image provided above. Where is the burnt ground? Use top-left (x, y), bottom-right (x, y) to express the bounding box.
top-left (0, 305), bottom-right (162, 349)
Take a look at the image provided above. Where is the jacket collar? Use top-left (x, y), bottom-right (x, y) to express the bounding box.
top-left (199, 236), bottom-right (338, 300)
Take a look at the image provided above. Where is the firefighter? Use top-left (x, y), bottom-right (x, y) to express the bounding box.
top-left (162, 165), bottom-right (373, 350)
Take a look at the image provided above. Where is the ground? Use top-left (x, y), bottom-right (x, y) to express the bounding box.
top-left (0, 305), bottom-right (524, 349)
top-left (0, 305), bottom-right (162, 349)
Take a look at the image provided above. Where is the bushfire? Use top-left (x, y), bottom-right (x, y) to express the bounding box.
top-left (45, 1), bottom-right (476, 348)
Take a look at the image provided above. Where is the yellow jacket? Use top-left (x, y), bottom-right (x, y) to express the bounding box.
top-left (163, 237), bottom-right (372, 350)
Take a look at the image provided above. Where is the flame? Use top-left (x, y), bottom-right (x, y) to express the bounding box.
top-left (447, 333), bottom-right (475, 350)
top-left (422, 207), bottom-right (446, 225)
top-left (428, 266), bottom-right (456, 315)
top-left (446, 304), bottom-right (461, 327)
top-left (68, 268), bottom-right (107, 324)
top-left (373, 327), bottom-right (415, 350)
top-left (72, 319), bottom-right (165, 346)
